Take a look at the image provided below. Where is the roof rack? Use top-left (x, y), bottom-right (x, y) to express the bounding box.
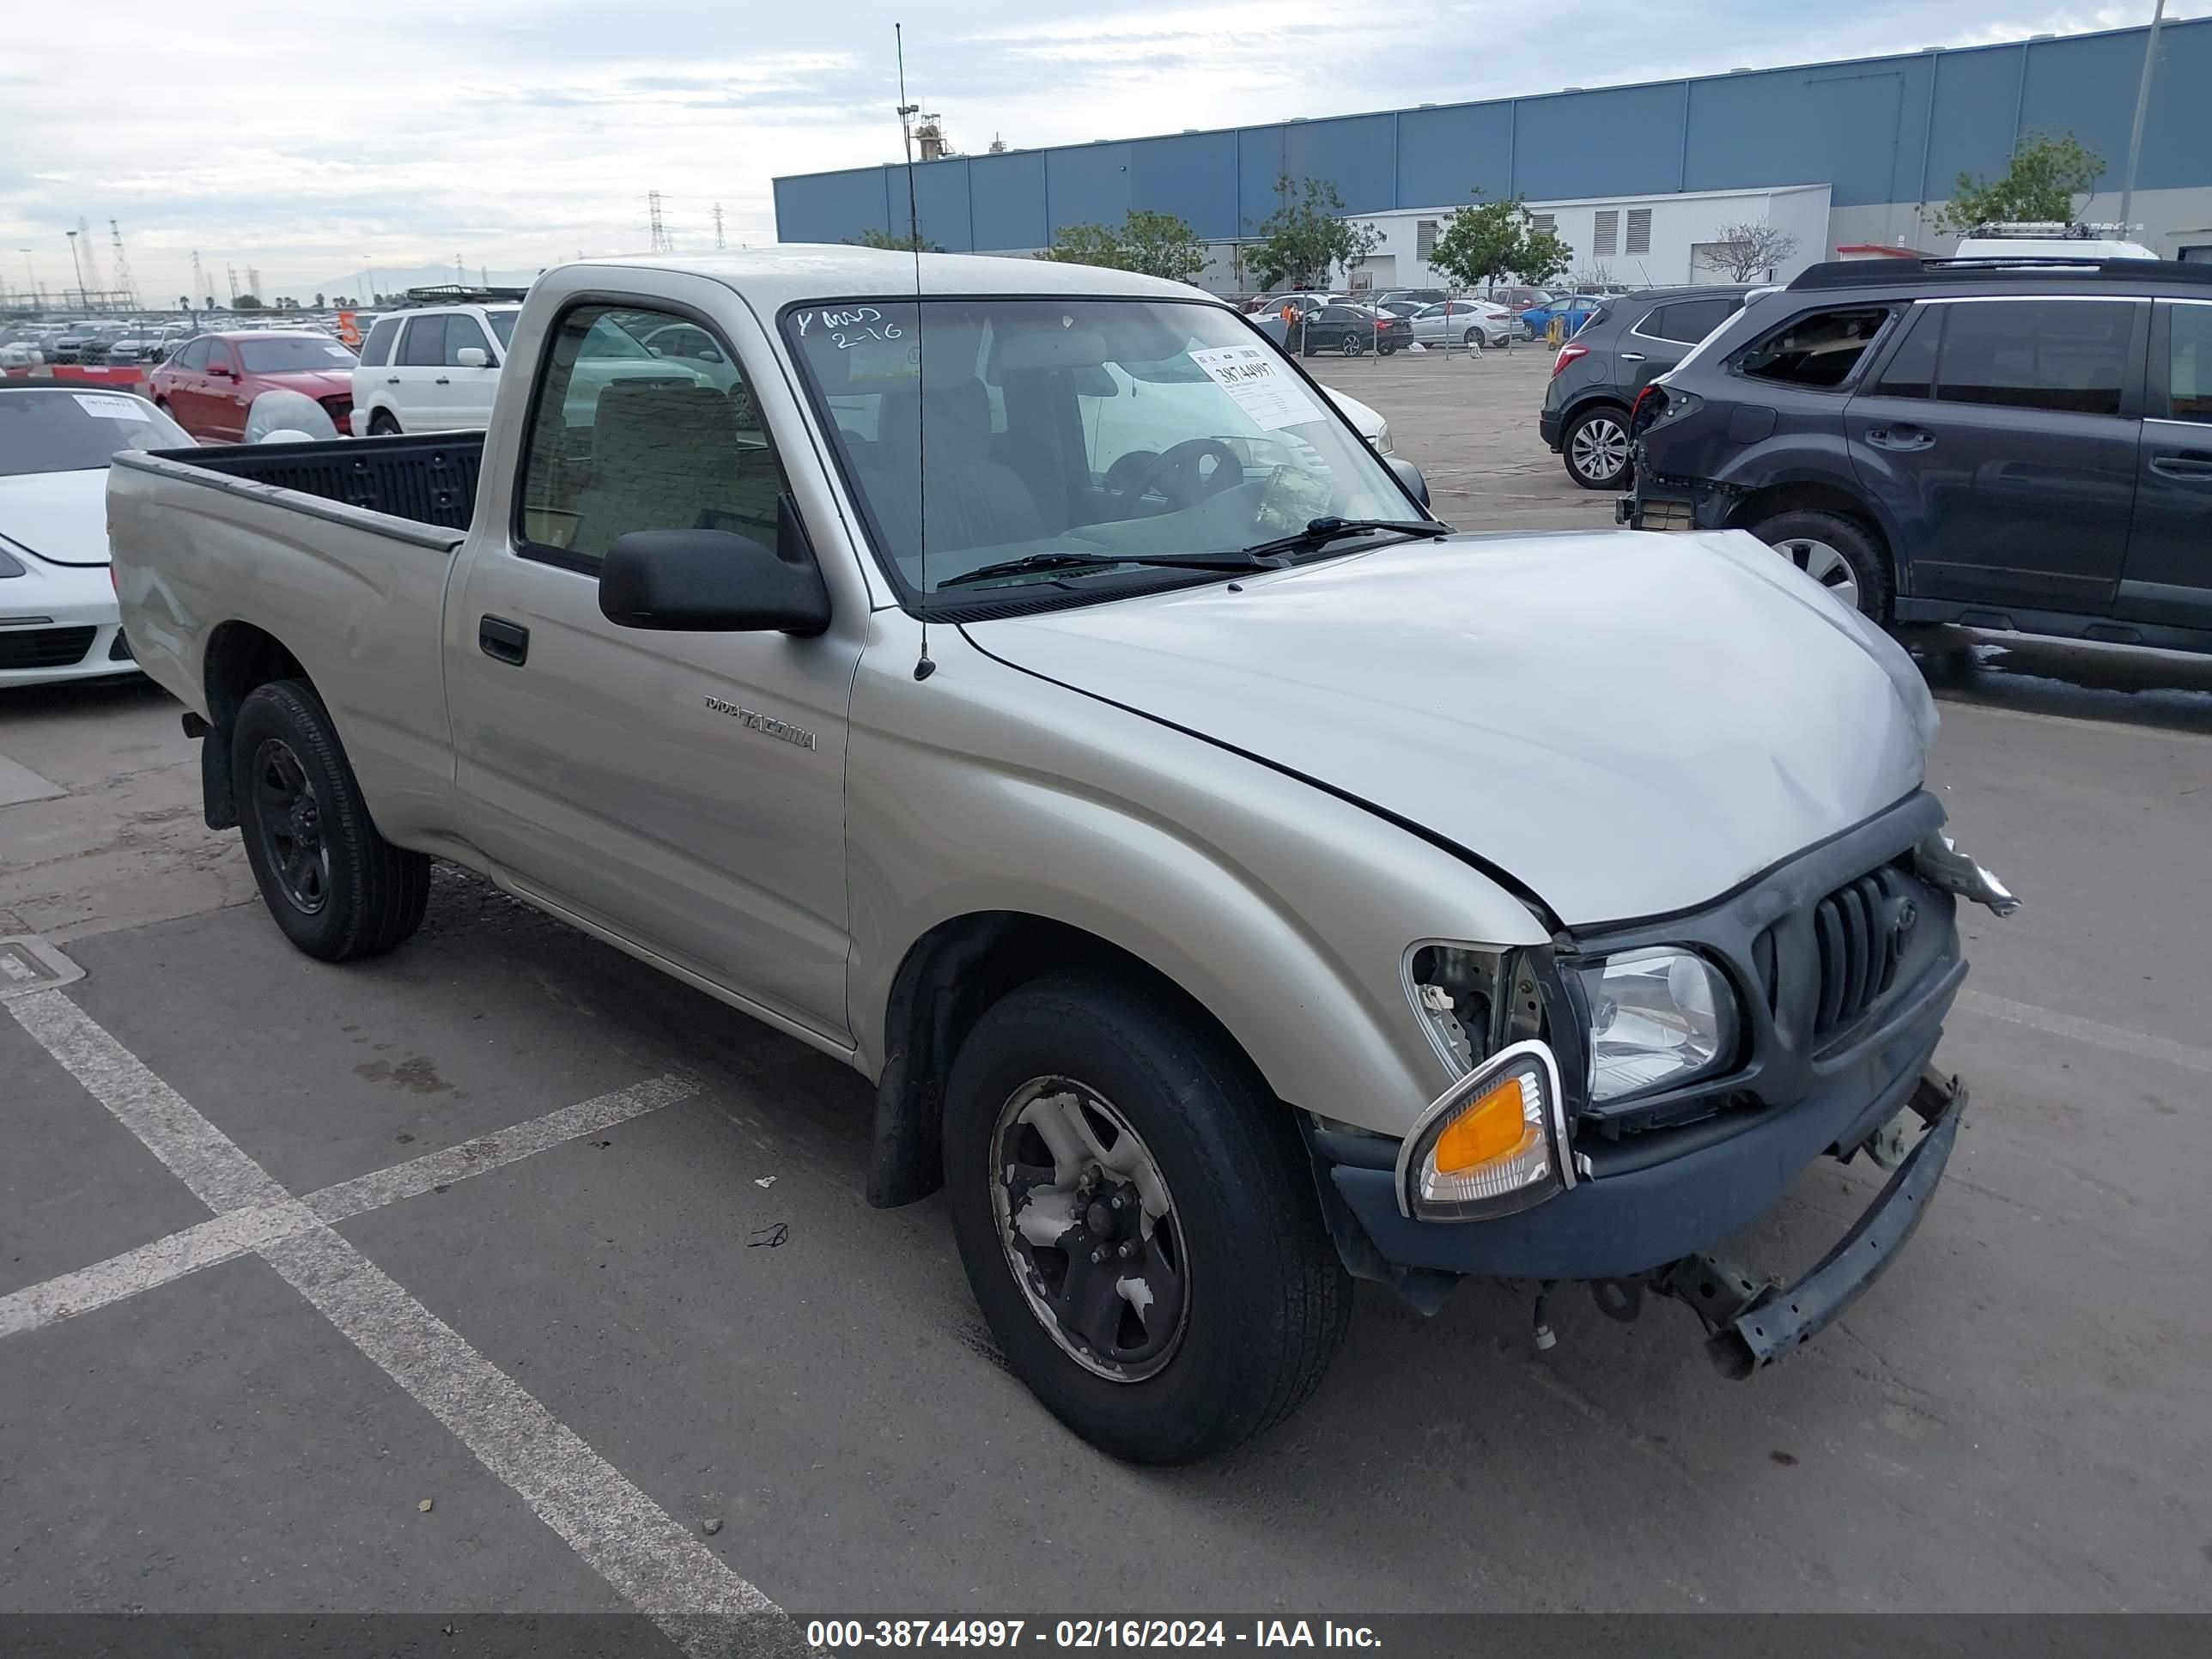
top-left (1789, 257), bottom-right (2212, 290)
top-left (389, 283), bottom-right (529, 308)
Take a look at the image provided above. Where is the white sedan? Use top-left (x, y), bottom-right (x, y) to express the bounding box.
top-left (1, 386), bottom-right (191, 687)
top-left (1407, 299), bottom-right (1517, 348)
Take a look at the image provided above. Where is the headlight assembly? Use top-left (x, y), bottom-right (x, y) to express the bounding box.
top-left (1396, 1039), bottom-right (1571, 1220)
top-left (1574, 947), bottom-right (1738, 1103)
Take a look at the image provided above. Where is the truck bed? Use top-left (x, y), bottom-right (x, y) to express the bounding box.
top-left (145, 431), bottom-right (485, 533)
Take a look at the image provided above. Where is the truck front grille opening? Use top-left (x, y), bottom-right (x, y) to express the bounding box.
top-left (1812, 870), bottom-right (1907, 1037)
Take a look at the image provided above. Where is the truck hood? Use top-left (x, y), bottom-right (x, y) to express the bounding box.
top-left (965, 528), bottom-right (1935, 927)
top-left (0, 467), bottom-right (112, 566)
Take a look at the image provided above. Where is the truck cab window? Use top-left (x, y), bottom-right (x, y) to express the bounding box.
top-left (516, 303), bottom-right (787, 566)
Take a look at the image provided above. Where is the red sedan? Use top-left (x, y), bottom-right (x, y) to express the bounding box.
top-left (148, 330), bottom-right (360, 441)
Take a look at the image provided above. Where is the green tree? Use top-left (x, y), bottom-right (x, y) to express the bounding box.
top-left (1933, 131), bottom-right (2106, 235)
top-left (1042, 209), bottom-right (1208, 282)
top-left (1513, 220), bottom-right (1573, 284)
top-left (1248, 174), bottom-right (1364, 290)
top-left (232, 293), bottom-right (264, 311)
top-left (1427, 192), bottom-right (1574, 289)
top-left (851, 226), bottom-right (939, 252)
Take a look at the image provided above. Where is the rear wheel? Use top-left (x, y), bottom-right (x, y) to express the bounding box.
top-left (367, 410), bottom-right (400, 436)
top-left (945, 974), bottom-right (1352, 1464)
top-left (1750, 508), bottom-right (1893, 622)
top-left (232, 680), bottom-right (430, 962)
top-left (1561, 405), bottom-right (1632, 489)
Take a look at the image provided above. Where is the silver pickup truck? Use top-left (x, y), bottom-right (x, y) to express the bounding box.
top-left (111, 248), bottom-right (2013, 1464)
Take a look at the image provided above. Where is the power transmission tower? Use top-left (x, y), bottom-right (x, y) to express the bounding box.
top-left (107, 220), bottom-right (140, 309)
top-left (713, 203), bottom-right (726, 250)
top-left (226, 263), bottom-right (239, 304)
top-left (647, 191), bottom-right (672, 253)
top-left (246, 266), bottom-right (263, 302)
top-left (75, 219), bottom-right (109, 309)
top-left (191, 251), bottom-right (208, 310)
top-left (455, 253), bottom-right (466, 284)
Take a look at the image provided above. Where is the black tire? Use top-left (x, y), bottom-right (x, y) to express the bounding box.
top-left (232, 679), bottom-right (430, 962)
top-left (1560, 404), bottom-right (1633, 490)
top-left (1750, 507), bottom-right (1893, 622)
top-left (945, 974), bottom-right (1352, 1464)
top-left (367, 410), bottom-right (400, 436)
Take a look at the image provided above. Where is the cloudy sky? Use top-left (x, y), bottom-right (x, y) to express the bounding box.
top-left (3, 0), bottom-right (2202, 305)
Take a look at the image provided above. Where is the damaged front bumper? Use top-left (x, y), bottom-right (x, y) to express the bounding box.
top-left (1650, 1066), bottom-right (1963, 1376)
top-left (1308, 792), bottom-right (1999, 1376)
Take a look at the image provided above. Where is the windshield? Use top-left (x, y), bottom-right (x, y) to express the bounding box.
top-left (0, 388), bottom-right (193, 475)
top-left (488, 309), bottom-right (519, 348)
top-left (782, 297), bottom-right (1413, 603)
top-left (236, 337), bottom-right (357, 372)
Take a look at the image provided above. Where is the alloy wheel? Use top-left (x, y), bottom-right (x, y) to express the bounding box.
top-left (1773, 537), bottom-right (1863, 612)
top-left (989, 1077), bottom-right (1190, 1382)
top-left (1570, 415), bottom-right (1629, 484)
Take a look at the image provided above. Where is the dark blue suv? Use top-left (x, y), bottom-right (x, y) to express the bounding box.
top-left (1623, 258), bottom-right (2212, 653)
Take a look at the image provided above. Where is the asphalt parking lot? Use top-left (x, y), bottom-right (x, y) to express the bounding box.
top-left (4, 351), bottom-right (2210, 1632)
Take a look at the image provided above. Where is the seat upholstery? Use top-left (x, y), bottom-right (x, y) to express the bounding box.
top-left (568, 380), bottom-right (782, 556)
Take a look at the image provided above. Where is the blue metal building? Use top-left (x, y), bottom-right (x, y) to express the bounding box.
top-left (772, 19), bottom-right (2212, 264)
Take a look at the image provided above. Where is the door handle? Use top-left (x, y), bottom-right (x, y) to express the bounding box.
top-left (1619, 351), bottom-right (1645, 362)
top-left (2148, 454), bottom-right (2212, 481)
top-left (386, 375), bottom-right (400, 385)
top-left (434, 376), bottom-right (451, 386)
top-left (1866, 426), bottom-right (1935, 452)
top-left (478, 615), bottom-right (529, 665)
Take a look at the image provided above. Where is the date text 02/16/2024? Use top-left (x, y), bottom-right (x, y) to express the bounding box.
top-left (804, 1621), bottom-right (1382, 1650)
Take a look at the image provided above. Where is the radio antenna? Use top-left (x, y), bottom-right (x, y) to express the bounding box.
top-left (896, 22), bottom-right (935, 682)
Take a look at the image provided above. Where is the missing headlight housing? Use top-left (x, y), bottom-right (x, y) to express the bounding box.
top-left (1406, 943), bottom-right (1544, 1074)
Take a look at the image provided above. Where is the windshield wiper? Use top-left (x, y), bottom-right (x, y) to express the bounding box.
top-left (936, 549), bottom-right (1277, 590)
top-left (1237, 516), bottom-right (1450, 562)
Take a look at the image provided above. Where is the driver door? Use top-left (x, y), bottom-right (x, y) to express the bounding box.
top-left (447, 289), bottom-right (860, 1041)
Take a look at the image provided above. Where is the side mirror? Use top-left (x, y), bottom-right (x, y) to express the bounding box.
top-left (699, 346), bottom-right (725, 364)
top-left (456, 346), bottom-right (489, 369)
top-left (599, 502), bottom-right (830, 635)
top-left (1387, 455), bottom-right (1430, 509)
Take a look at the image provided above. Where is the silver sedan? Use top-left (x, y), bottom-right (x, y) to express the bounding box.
top-left (1407, 300), bottom-right (1517, 349)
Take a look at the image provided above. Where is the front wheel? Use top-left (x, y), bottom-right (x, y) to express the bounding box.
top-left (1561, 406), bottom-right (1632, 490)
top-left (233, 680), bottom-right (430, 961)
top-left (945, 975), bottom-right (1352, 1464)
top-left (1751, 508), bottom-right (1893, 622)
top-left (367, 410), bottom-right (400, 436)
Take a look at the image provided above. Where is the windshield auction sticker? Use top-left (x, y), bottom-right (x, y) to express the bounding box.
top-left (1188, 344), bottom-right (1316, 430)
top-left (72, 393), bottom-right (152, 422)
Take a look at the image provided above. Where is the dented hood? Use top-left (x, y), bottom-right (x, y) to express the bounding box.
top-left (966, 528), bottom-right (1935, 927)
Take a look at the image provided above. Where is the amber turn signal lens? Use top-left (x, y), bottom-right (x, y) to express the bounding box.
top-left (1431, 1073), bottom-right (1540, 1173)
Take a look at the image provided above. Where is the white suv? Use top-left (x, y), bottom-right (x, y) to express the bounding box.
top-left (351, 303), bottom-right (714, 435)
top-left (351, 303), bottom-right (517, 434)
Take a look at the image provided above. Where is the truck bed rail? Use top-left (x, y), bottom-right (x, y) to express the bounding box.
top-left (144, 432), bottom-right (486, 534)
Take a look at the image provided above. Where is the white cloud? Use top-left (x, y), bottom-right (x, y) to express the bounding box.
top-left (3, 0), bottom-right (2204, 304)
